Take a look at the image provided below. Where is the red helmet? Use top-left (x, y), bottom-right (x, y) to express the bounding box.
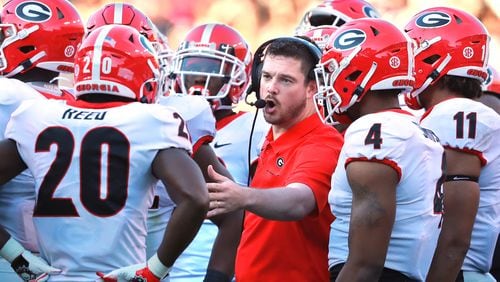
top-left (295, 0), bottom-right (380, 35)
top-left (483, 65), bottom-right (500, 95)
top-left (404, 7), bottom-right (490, 109)
top-left (298, 25), bottom-right (338, 52)
top-left (152, 24), bottom-right (173, 95)
top-left (170, 23), bottom-right (252, 110)
top-left (314, 18), bottom-right (414, 125)
top-left (0, 0), bottom-right (84, 77)
top-left (86, 3), bottom-right (158, 49)
top-left (74, 25), bottom-right (160, 103)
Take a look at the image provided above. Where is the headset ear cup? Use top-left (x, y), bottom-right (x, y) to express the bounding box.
top-left (249, 39), bottom-right (272, 100)
top-left (252, 62), bottom-right (264, 99)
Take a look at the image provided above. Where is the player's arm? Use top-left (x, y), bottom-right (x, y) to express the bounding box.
top-left (0, 139), bottom-right (27, 185)
top-left (426, 149), bottom-right (481, 282)
top-left (101, 147), bottom-right (210, 282)
top-left (193, 144), bottom-right (243, 281)
top-left (153, 147), bottom-right (209, 268)
top-left (336, 161), bottom-right (398, 281)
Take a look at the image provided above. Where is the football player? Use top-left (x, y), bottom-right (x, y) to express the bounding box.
top-left (1, 24), bottom-right (209, 281)
top-left (479, 65), bottom-right (500, 114)
top-left (84, 5), bottom-right (242, 281)
top-left (314, 18), bottom-right (444, 281)
top-left (0, 0), bottom-right (84, 280)
top-left (479, 65), bottom-right (500, 281)
top-left (404, 7), bottom-right (499, 281)
top-left (294, 0), bottom-right (380, 35)
top-left (167, 23), bottom-right (270, 281)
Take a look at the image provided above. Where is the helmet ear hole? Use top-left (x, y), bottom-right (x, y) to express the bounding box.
top-left (19, 46), bottom-right (35, 53)
top-left (56, 8), bottom-right (64, 19)
top-left (423, 55), bottom-right (441, 65)
top-left (347, 71), bottom-right (362, 82)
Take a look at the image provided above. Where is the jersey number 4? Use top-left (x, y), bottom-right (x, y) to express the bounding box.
top-left (33, 126), bottom-right (129, 217)
top-left (364, 123), bottom-right (382, 149)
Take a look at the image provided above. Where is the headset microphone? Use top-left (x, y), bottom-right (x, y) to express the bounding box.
top-left (252, 99), bottom-right (267, 108)
top-left (245, 83), bottom-right (267, 108)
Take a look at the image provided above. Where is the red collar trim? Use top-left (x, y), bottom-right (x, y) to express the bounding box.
top-left (216, 111), bottom-right (246, 130)
top-left (380, 108), bottom-right (414, 116)
top-left (67, 99), bottom-right (131, 109)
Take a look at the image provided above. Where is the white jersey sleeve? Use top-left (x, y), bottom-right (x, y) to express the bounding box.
top-left (0, 78), bottom-right (43, 138)
top-left (5, 99), bottom-right (192, 281)
top-left (420, 98), bottom-right (500, 272)
top-left (152, 95), bottom-right (215, 213)
top-left (158, 95), bottom-right (216, 149)
top-left (329, 110), bottom-right (444, 280)
top-left (0, 78), bottom-right (43, 253)
top-left (147, 95), bottom-right (217, 270)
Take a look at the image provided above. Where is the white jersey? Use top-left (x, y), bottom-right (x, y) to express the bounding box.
top-left (6, 99), bottom-right (192, 281)
top-left (151, 95), bottom-right (216, 211)
top-left (166, 109), bottom-right (269, 281)
top-left (0, 78), bottom-right (43, 253)
top-left (211, 110), bottom-right (269, 186)
top-left (146, 95), bottom-right (216, 281)
top-left (420, 98), bottom-right (500, 273)
top-left (329, 110), bottom-right (444, 281)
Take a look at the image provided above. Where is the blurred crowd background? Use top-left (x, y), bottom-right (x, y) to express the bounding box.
top-left (71, 0), bottom-right (500, 68)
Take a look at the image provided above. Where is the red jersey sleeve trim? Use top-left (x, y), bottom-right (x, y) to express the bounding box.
top-left (346, 157), bottom-right (402, 181)
top-left (444, 145), bottom-right (487, 167)
top-left (192, 135), bottom-right (214, 154)
top-left (216, 111), bottom-right (246, 130)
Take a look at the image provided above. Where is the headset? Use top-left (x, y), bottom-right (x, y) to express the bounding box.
top-left (245, 36), bottom-right (322, 108)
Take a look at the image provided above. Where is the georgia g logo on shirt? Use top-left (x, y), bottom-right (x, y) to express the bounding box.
top-left (15, 1), bottom-right (52, 23)
top-left (415, 12), bottom-right (451, 28)
top-left (333, 29), bottom-right (366, 50)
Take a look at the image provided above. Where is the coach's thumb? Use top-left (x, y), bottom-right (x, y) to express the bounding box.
top-left (207, 165), bottom-right (227, 183)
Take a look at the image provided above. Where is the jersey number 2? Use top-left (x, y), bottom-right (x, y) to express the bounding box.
top-left (33, 126), bottom-right (129, 217)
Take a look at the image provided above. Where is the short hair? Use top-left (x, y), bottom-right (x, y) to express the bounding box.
top-left (264, 37), bottom-right (320, 82)
top-left (437, 75), bottom-right (483, 99)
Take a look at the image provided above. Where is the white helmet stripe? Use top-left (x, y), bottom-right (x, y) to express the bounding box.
top-left (92, 25), bottom-right (114, 81)
top-left (113, 3), bottom-right (123, 24)
top-left (200, 23), bottom-right (215, 43)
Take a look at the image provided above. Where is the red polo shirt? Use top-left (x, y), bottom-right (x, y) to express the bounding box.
top-left (235, 114), bottom-right (343, 282)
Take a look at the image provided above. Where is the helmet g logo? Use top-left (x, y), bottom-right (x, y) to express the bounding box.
top-left (415, 12), bottom-right (451, 28)
top-left (333, 29), bottom-right (366, 50)
top-left (15, 1), bottom-right (52, 23)
top-left (363, 6), bottom-right (380, 18)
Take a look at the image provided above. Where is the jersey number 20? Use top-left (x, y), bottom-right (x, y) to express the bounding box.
top-left (33, 126), bottom-right (129, 217)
